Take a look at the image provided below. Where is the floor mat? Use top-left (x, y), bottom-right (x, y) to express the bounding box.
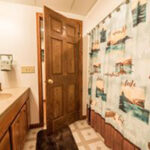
top-left (36, 127), bottom-right (79, 150)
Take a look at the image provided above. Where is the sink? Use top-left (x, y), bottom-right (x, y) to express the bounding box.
top-left (0, 93), bottom-right (12, 100)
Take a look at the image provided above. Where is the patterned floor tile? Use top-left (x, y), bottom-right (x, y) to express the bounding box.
top-left (72, 131), bottom-right (82, 144)
top-left (75, 120), bottom-right (90, 129)
top-left (88, 141), bottom-right (110, 150)
top-left (23, 120), bottom-right (110, 150)
top-left (78, 145), bottom-right (87, 150)
top-left (26, 128), bottom-right (42, 140)
top-left (69, 123), bottom-right (76, 131)
top-left (23, 140), bottom-right (36, 150)
top-left (80, 128), bottom-right (99, 141)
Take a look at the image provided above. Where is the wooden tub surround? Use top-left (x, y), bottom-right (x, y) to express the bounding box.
top-left (87, 107), bottom-right (140, 150)
top-left (0, 88), bottom-right (30, 150)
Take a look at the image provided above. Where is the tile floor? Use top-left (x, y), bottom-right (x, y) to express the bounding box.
top-left (23, 120), bottom-right (110, 150)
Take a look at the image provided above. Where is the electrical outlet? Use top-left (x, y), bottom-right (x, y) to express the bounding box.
top-left (21, 66), bottom-right (35, 73)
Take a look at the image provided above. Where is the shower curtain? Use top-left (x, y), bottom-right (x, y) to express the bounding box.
top-left (88, 0), bottom-right (150, 149)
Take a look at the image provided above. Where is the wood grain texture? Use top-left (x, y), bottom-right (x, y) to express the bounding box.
top-left (51, 17), bottom-right (62, 33)
top-left (53, 86), bottom-right (63, 118)
top-left (36, 13), bottom-right (44, 128)
top-left (123, 139), bottom-right (135, 150)
top-left (88, 108), bottom-right (141, 150)
top-left (105, 123), bottom-right (114, 149)
top-left (0, 131), bottom-right (11, 150)
top-left (0, 89), bottom-right (29, 141)
top-left (51, 39), bottom-right (62, 74)
top-left (11, 103), bottom-right (28, 150)
top-left (67, 84), bottom-right (76, 113)
top-left (66, 43), bottom-right (75, 74)
top-left (44, 6), bottom-right (83, 134)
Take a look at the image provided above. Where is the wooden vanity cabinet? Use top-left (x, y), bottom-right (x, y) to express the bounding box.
top-left (11, 103), bottom-right (28, 150)
top-left (0, 131), bottom-right (11, 150)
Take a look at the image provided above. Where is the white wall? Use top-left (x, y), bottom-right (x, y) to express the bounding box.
top-left (0, 1), bottom-right (42, 124)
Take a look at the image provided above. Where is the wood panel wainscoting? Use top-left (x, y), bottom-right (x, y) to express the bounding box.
top-left (87, 106), bottom-right (140, 150)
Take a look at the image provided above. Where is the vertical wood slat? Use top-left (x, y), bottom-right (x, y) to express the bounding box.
top-left (87, 105), bottom-right (91, 125)
top-left (105, 123), bottom-right (114, 149)
top-left (123, 139), bottom-right (135, 150)
top-left (90, 110), bottom-right (96, 129)
top-left (113, 129), bottom-right (123, 150)
top-left (88, 107), bottom-right (141, 150)
top-left (101, 117), bottom-right (105, 138)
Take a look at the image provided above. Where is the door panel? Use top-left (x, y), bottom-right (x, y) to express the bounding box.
top-left (66, 43), bottom-right (75, 73)
top-left (44, 6), bottom-right (81, 133)
top-left (66, 25), bottom-right (75, 37)
top-left (51, 38), bottom-right (63, 74)
top-left (53, 86), bottom-right (63, 118)
top-left (51, 17), bottom-right (62, 34)
top-left (67, 84), bottom-right (76, 113)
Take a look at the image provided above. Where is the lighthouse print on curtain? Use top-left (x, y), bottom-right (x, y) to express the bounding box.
top-left (88, 0), bottom-right (150, 149)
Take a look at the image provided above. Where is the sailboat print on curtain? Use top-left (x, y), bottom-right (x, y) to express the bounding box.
top-left (88, 0), bottom-right (150, 149)
top-left (96, 77), bottom-right (107, 101)
top-left (119, 80), bottom-right (149, 124)
top-left (115, 58), bottom-right (132, 75)
top-left (106, 26), bottom-right (130, 54)
top-left (132, 0), bottom-right (147, 27)
top-left (100, 28), bottom-right (107, 43)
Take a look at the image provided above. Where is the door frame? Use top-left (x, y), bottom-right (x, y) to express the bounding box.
top-left (71, 19), bottom-right (84, 119)
top-left (35, 12), bottom-right (83, 128)
top-left (35, 12), bottom-right (44, 128)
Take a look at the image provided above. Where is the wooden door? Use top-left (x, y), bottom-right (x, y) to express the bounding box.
top-left (44, 6), bottom-right (82, 133)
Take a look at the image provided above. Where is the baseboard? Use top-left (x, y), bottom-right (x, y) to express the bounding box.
top-left (29, 115), bottom-right (86, 129)
top-left (81, 115), bottom-right (86, 120)
top-left (29, 123), bottom-right (43, 129)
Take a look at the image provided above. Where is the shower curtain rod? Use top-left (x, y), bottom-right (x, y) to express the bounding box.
top-left (87, 0), bottom-right (129, 35)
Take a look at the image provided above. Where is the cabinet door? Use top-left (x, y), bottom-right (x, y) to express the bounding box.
top-left (20, 104), bottom-right (28, 150)
top-left (0, 131), bottom-right (11, 150)
top-left (11, 104), bottom-right (28, 150)
top-left (11, 113), bottom-right (21, 150)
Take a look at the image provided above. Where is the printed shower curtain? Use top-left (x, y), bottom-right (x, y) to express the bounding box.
top-left (88, 0), bottom-right (150, 149)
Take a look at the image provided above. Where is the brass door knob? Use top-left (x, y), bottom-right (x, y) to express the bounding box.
top-left (48, 79), bottom-right (54, 84)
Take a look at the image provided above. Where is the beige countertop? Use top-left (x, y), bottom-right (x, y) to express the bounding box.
top-left (0, 87), bottom-right (29, 117)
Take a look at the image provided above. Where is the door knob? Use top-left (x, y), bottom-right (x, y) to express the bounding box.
top-left (48, 79), bottom-right (54, 84)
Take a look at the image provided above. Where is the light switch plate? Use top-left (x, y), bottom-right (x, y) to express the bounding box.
top-left (21, 66), bottom-right (35, 73)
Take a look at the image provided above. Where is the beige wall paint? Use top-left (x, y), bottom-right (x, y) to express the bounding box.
top-left (0, 1), bottom-right (42, 124)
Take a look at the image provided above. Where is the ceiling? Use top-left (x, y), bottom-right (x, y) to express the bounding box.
top-left (43, 0), bottom-right (97, 16)
top-left (1, 0), bottom-right (98, 16)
